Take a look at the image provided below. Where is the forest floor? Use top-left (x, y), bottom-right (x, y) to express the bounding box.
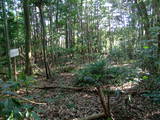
top-left (24, 64), bottom-right (160, 120)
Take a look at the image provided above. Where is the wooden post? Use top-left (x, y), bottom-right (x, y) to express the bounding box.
top-left (13, 58), bottom-right (17, 81)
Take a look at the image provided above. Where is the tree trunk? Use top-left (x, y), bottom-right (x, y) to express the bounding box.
top-left (134, 0), bottom-right (151, 45)
top-left (65, 19), bottom-right (69, 48)
top-left (23, 0), bottom-right (32, 75)
top-left (152, 0), bottom-right (160, 72)
top-left (2, 0), bottom-right (12, 79)
top-left (38, 4), bottom-right (51, 79)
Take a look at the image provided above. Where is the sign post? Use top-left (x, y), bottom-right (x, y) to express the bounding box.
top-left (9, 49), bottom-right (19, 58)
top-left (9, 48), bottom-right (19, 81)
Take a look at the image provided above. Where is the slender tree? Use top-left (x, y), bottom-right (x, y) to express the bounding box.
top-left (23, 0), bottom-right (32, 75)
top-left (2, 0), bottom-right (12, 79)
top-left (36, 1), bottom-right (51, 79)
top-left (134, 0), bottom-right (151, 45)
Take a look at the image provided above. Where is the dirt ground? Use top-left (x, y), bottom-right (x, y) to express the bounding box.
top-left (28, 72), bottom-right (160, 120)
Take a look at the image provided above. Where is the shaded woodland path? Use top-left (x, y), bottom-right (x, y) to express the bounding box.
top-left (27, 69), bottom-right (160, 120)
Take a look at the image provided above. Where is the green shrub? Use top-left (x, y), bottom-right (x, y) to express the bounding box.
top-left (141, 75), bottom-right (160, 104)
top-left (142, 90), bottom-right (160, 104)
top-left (0, 79), bottom-right (40, 120)
top-left (136, 45), bottom-right (158, 73)
top-left (105, 66), bottom-right (139, 85)
top-left (108, 47), bottom-right (127, 64)
top-left (74, 60), bottom-right (140, 87)
top-left (74, 60), bottom-right (107, 86)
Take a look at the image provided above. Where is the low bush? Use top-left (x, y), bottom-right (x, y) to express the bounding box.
top-left (74, 60), bottom-right (107, 86)
top-left (0, 76), bottom-right (39, 120)
top-left (108, 47), bottom-right (128, 64)
top-left (105, 66), bottom-right (139, 85)
top-left (74, 60), bottom-right (140, 87)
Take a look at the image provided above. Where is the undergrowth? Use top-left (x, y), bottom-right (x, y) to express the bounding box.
top-left (0, 73), bottom-right (40, 120)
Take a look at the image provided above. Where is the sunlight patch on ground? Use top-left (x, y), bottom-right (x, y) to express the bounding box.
top-left (110, 81), bottom-right (139, 92)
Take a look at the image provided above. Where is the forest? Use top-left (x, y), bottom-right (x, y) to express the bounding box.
top-left (0, 0), bottom-right (160, 120)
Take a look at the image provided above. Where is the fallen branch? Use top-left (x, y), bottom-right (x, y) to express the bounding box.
top-left (36, 86), bottom-right (86, 90)
top-left (32, 64), bottom-right (44, 74)
top-left (14, 94), bottom-right (47, 105)
top-left (1, 93), bottom-right (46, 105)
top-left (34, 86), bottom-right (97, 93)
top-left (72, 113), bottom-right (105, 120)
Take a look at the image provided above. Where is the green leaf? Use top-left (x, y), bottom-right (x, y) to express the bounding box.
top-left (107, 117), bottom-right (113, 120)
top-left (143, 46), bottom-right (149, 49)
top-left (31, 112), bottom-right (40, 120)
top-left (7, 111), bottom-right (14, 120)
top-left (142, 76), bottom-right (148, 80)
top-left (26, 110), bottom-right (30, 118)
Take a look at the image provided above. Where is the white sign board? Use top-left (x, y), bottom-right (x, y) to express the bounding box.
top-left (9, 49), bottom-right (19, 58)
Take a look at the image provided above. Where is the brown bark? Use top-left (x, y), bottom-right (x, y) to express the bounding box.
top-left (38, 3), bottom-right (51, 79)
top-left (23, 0), bottom-right (32, 75)
top-left (2, 0), bottom-right (12, 78)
